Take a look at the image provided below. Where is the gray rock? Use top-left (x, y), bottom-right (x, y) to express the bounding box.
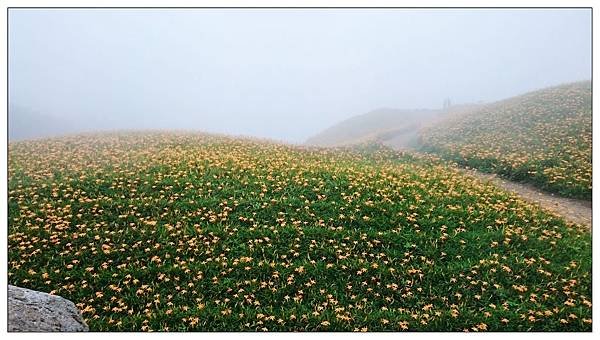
top-left (8, 285), bottom-right (89, 332)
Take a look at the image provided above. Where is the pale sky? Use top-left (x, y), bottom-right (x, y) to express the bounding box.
top-left (8, 8), bottom-right (592, 142)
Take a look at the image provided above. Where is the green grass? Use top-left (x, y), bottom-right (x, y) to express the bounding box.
top-left (8, 132), bottom-right (591, 331)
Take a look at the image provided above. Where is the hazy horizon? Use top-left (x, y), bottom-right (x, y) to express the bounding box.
top-left (9, 8), bottom-right (591, 143)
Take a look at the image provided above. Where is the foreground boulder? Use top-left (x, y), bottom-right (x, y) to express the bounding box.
top-left (8, 285), bottom-right (89, 332)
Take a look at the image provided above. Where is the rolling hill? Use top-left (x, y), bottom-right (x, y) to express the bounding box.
top-left (306, 81), bottom-right (591, 200)
top-left (420, 81), bottom-right (592, 199)
top-left (8, 132), bottom-right (591, 331)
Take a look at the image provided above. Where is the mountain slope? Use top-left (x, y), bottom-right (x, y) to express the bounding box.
top-left (420, 81), bottom-right (592, 199)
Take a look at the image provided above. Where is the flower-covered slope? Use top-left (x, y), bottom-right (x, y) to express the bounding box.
top-left (8, 133), bottom-right (591, 331)
top-left (420, 81), bottom-right (591, 199)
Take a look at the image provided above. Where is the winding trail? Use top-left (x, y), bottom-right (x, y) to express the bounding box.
top-left (459, 168), bottom-right (592, 228)
top-left (383, 140), bottom-right (592, 228)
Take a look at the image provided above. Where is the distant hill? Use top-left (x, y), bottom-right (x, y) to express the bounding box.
top-left (305, 108), bottom-right (442, 147)
top-left (420, 80), bottom-right (592, 199)
top-left (305, 104), bottom-right (484, 149)
top-left (8, 105), bottom-right (74, 141)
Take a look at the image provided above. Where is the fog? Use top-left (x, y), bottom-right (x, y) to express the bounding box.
top-left (8, 9), bottom-right (591, 143)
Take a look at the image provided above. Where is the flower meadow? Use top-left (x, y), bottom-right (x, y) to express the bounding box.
top-left (8, 132), bottom-right (591, 331)
top-left (420, 81), bottom-right (591, 199)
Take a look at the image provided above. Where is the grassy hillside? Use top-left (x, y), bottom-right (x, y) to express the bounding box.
top-left (420, 81), bottom-right (592, 199)
top-left (305, 108), bottom-right (441, 147)
top-left (8, 132), bottom-right (591, 331)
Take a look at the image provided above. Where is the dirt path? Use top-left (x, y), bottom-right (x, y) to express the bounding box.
top-left (382, 140), bottom-right (592, 228)
top-left (459, 168), bottom-right (592, 228)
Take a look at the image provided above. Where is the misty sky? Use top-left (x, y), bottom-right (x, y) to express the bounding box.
top-left (9, 9), bottom-right (591, 143)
